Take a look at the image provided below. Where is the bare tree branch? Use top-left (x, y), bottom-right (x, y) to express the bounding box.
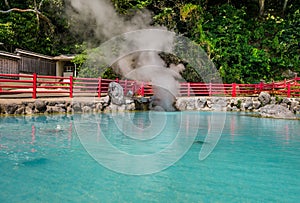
top-left (0, 8), bottom-right (54, 32)
top-left (39, 0), bottom-right (46, 10)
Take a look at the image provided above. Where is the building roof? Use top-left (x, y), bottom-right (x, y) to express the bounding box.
top-left (15, 48), bottom-right (54, 60)
top-left (1, 49), bottom-right (76, 62)
top-left (53, 54), bottom-right (76, 61)
top-left (0, 50), bottom-right (21, 59)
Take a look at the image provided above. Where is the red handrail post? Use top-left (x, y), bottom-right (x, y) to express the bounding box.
top-left (232, 83), bottom-right (236, 97)
top-left (259, 81), bottom-right (264, 93)
top-left (69, 75), bottom-right (73, 98)
top-left (32, 73), bottom-right (37, 99)
top-left (98, 77), bottom-right (102, 98)
top-left (124, 80), bottom-right (128, 95)
top-left (209, 82), bottom-right (212, 96)
top-left (187, 83), bottom-right (190, 97)
top-left (141, 82), bottom-right (144, 96)
top-left (287, 82), bottom-right (291, 98)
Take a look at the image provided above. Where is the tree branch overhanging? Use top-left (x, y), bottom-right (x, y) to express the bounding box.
top-left (0, 8), bottom-right (54, 32)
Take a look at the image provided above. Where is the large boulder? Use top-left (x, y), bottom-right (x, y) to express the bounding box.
top-left (258, 92), bottom-right (271, 106)
top-left (34, 100), bottom-right (47, 113)
top-left (108, 82), bottom-right (124, 105)
top-left (259, 104), bottom-right (296, 119)
top-left (5, 104), bottom-right (18, 114)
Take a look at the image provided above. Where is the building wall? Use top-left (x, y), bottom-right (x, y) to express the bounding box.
top-left (0, 56), bottom-right (19, 79)
top-left (0, 56), bottom-right (19, 74)
top-left (19, 55), bottom-right (56, 75)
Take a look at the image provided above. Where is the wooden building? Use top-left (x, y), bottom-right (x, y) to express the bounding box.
top-left (0, 51), bottom-right (20, 75)
top-left (0, 49), bottom-right (75, 78)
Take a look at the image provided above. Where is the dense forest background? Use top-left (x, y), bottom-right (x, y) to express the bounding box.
top-left (0, 0), bottom-right (299, 83)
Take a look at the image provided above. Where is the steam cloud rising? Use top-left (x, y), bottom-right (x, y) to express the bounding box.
top-left (66, 0), bottom-right (185, 111)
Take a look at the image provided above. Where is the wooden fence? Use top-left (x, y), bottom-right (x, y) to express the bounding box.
top-left (0, 73), bottom-right (299, 98)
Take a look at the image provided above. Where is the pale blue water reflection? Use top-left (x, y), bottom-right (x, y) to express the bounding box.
top-left (0, 112), bottom-right (299, 202)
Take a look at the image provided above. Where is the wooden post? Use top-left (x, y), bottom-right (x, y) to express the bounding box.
top-left (232, 83), bottom-right (236, 97)
top-left (287, 82), bottom-right (291, 98)
top-left (69, 75), bottom-right (73, 98)
top-left (98, 77), bottom-right (102, 98)
top-left (32, 73), bottom-right (37, 99)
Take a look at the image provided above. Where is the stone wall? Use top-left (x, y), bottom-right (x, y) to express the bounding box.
top-left (0, 93), bottom-right (299, 116)
top-left (175, 95), bottom-right (300, 114)
top-left (0, 96), bottom-right (135, 115)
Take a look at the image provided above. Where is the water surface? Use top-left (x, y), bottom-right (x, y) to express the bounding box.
top-left (0, 112), bottom-right (299, 202)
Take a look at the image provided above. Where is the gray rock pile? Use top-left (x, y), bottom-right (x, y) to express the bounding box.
top-left (175, 92), bottom-right (300, 118)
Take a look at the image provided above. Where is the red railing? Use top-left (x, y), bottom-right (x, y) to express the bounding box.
top-left (0, 73), bottom-right (299, 98)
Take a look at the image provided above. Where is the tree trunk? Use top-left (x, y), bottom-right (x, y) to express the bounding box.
top-left (283, 0), bottom-right (288, 14)
top-left (259, 0), bottom-right (265, 16)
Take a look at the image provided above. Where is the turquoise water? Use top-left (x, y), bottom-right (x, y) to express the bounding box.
top-left (0, 112), bottom-right (299, 202)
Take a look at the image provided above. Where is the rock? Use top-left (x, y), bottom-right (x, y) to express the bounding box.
top-left (46, 106), bottom-right (66, 114)
top-left (258, 92), bottom-right (271, 106)
top-left (231, 106), bottom-right (239, 111)
top-left (186, 99), bottom-right (196, 110)
top-left (67, 106), bottom-right (74, 113)
top-left (291, 101), bottom-right (299, 110)
top-left (259, 104), bottom-right (296, 119)
top-left (27, 103), bottom-right (34, 109)
top-left (48, 101), bottom-right (57, 106)
top-left (95, 103), bottom-right (103, 111)
top-left (244, 99), bottom-right (253, 109)
top-left (5, 104), bottom-right (18, 114)
top-left (253, 101), bottom-right (261, 109)
top-left (15, 106), bottom-right (25, 114)
top-left (226, 106), bottom-right (233, 111)
top-left (211, 98), bottom-right (227, 111)
top-left (293, 105), bottom-right (300, 114)
top-left (126, 103), bottom-right (135, 111)
top-left (82, 106), bottom-right (92, 113)
top-left (280, 103), bottom-right (288, 108)
top-left (196, 98), bottom-right (206, 109)
top-left (270, 97), bottom-right (277, 104)
top-left (282, 98), bottom-right (292, 105)
top-left (0, 104), bottom-right (5, 114)
top-left (206, 100), bottom-right (212, 108)
top-left (56, 103), bottom-right (66, 109)
top-left (126, 90), bottom-right (134, 97)
top-left (108, 82), bottom-right (124, 105)
top-left (25, 106), bottom-right (33, 114)
top-left (34, 100), bottom-right (47, 113)
top-left (175, 98), bottom-right (187, 111)
top-left (101, 96), bottom-right (110, 104)
top-left (72, 102), bottom-right (81, 112)
top-left (125, 98), bottom-right (135, 105)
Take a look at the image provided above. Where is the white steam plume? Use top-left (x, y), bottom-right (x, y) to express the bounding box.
top-left (66, 0), bottom-right (185, 111)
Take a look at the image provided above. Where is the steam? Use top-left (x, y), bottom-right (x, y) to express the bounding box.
top-left (66, 0), bottom-right (185, 111)
top-left (66, 0), bottom-right (152, 40)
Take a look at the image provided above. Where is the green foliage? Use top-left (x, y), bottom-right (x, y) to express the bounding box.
top-left (72, 50), bottom-right (118, 79)
top-left (1, 0), bottom-right (299, 83)
top-left (0, 0), bottom-right (82, 55)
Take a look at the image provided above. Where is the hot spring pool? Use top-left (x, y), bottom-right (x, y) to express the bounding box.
top-left (0, 111), bottom-right (299, 202)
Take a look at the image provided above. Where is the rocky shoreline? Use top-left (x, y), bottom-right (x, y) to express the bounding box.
top-left (175, 94), bottom-right (300, 114)
top-left (0, 92), bottom-right (299, 118)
